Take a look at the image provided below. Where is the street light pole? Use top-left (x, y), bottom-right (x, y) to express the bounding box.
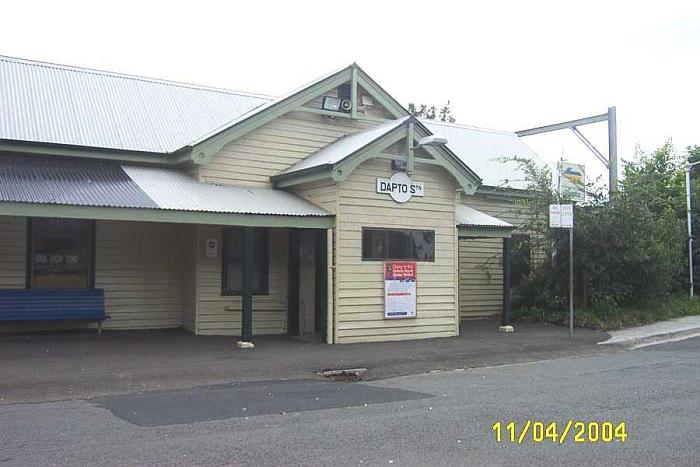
top-left (685, 161), bottom-right (700, 298)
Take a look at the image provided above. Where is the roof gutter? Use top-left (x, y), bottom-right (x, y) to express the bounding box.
top-left (0, 139), bottom-right (192, 166)
top-left (0, 201), bottom-right (334, 229)
top-left (475, 185), bottom-right (537, 199)
top-left (271, 164), bottom-right (334, 188)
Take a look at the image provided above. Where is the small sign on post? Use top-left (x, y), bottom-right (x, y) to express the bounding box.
top-left (549, 203), bottom-right (575, 338)
top-left (549, 204), bottom-right (573, 228)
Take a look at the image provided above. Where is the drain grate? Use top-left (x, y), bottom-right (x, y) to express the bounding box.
top-left (318, 368), bottom-right (367, 383)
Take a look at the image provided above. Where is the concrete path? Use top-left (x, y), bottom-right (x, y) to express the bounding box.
top-left (0, 320), bottom-right (609, 404)
top-left (599, 316), bottom-right (700, 348)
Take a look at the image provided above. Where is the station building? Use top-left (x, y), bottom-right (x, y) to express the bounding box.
top-left (0, 56), bottom-right (541, 344)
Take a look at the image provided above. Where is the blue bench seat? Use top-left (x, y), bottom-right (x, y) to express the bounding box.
top-left (0, 289), bottom-right (109, 333)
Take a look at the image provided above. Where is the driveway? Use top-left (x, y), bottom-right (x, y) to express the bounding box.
top-left (0, 319), bottom-right (609, 404)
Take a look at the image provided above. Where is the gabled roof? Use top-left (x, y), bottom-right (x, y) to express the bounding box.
top-left (422, 120), bottom-right (545, 190)
top-left (0, 55), bottom-right (272, 154)
top-left (0, 56), bottom-right (409, 165)
top-left (271, 116), bottom-right (482, 193)
top-left (277, 117), bottom-right (410, 177)
top-left (189, 63), bottom-right (409, 164)
top-left (0, 155), bottom-right (329, 217)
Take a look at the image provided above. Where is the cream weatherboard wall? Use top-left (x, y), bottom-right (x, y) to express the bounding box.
top-left (0, 217), bottom-right (189, 331)
top-left (458, 193), bottom-right (530, 319)
top-left (192, 226), bottom-right (289, 336)
top-left (197, 111), bottom-right (374, 187)
top-left (334, 158), bottom-right (459, 343)
top-left (291, 179), bottom-right (339, 215)
top-left (0, 216), bottom-right (26, 290)
top-left (95, 221), bottom-right (186, 330)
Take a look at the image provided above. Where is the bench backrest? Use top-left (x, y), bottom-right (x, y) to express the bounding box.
top-left (0, 289), bottom-right (106, 321)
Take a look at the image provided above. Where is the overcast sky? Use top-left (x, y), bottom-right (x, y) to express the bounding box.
top-left (2, 0), bottom-right (698, 186)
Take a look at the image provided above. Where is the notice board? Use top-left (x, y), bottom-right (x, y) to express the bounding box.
top-left (384, 261), bottom-right (417, 319)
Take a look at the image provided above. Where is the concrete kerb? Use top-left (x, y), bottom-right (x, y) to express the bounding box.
top-left (598, 316), bottom-right (700, 348)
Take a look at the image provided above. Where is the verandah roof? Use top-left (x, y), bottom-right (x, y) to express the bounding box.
top-left (456, 204), bottom-right (514, 238)
top-left (0, 155), bottom-right (332, 228)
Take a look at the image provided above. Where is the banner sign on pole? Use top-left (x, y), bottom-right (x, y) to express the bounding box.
top-left (558, 161), bottom-right (586, 202)
top-left (384, 261), bottom-right (417, 319)
top-left (549, 204), bottom-right (574, 228)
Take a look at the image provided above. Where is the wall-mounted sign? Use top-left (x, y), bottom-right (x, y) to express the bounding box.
top-left (549, 204), bottom-right (574, 228)
top-left (384, 261), bottom-right (417, 319)
top-left (391, 159), bottom-right (407, 171)
top-left (206, 239), bottom-right (218, 257)
top-left (558, 161), bottom-right (585, 202)
top-left (376, 172), bottom-right (424, 203)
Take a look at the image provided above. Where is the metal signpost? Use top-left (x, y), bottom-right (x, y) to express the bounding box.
top-left (685, 160), bottom-right (700, 298)
top-left (550, 203), bottom-right (575, 338)
top-left (517, 107), bottom-right (617, 200)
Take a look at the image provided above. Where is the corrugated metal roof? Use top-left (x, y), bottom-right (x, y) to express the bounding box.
top-left (123, 166), bottom-right (329, 216)
top-left (0, 155), bottom-right (157, 208)
top-left (421, 120), bottom-right (545, 190)
top-left (0, 155), bottom-right (330, 217)
top-left (278, 117), bottom-right (410, 176)
top-left (456, 204), bottom-right (513, 229)
top-left (0, 55), bottom-right (272, 154)
top-left (190, 64), bottom-right (352, 146)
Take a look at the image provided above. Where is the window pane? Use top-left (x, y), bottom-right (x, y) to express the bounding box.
top-left (387, 230), bottom-right (411, 259)
top-left (362, 229), bottom-right (386, 260)
top-left (411, 230), bottom-right (435, 261)
top-left (31, 218), bottom-right (92, 289)
top-left (223, 228), bottom-right (269, 295)
top-left (362, 228), bottom-right (435, 261)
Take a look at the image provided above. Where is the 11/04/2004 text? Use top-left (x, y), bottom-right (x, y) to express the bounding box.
top-left (492, 420), bottom-right (628, 444)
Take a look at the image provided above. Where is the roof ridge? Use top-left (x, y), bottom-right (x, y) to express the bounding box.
top-left (419, 118), bottom-right (517, 136)
top-left (0, 54), bottom-right (275, 101)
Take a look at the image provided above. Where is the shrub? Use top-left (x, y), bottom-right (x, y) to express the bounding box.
top-left (511, 142), bottom-right (691, 326)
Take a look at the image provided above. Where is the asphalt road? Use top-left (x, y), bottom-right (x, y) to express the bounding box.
top-left (1, 337), bottom-right (699, 466)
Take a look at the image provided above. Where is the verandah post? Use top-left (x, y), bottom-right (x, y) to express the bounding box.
top-left (499, 236), bottom-right (514, 332)
top-left (241, 226), bottom-right (254, 344)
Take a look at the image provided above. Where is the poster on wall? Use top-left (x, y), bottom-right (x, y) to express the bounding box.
top-left (384, 261), bottom-right (417, 319)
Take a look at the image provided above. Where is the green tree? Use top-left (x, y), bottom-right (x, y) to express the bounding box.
top-left (408, 101), bottom-right (456, 122)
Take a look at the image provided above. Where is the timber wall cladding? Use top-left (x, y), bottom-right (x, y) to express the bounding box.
top-left (95, 221), bottom-right (186, 330)
top-left (335, 159), bottom-right (458, 343)
top-left (458, 194), bottom-right (530, 319)
top-left (198, 111), bottom-right (374, 187)
top-left (291, 178), bottom-right (339, 215)
top-left (0, 216), bottom-right (26, 289)
top-left (194, 226), bottom-right (289, 336)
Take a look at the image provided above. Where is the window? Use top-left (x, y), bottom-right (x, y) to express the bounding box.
top-left (362, 228), bottom-right (435, 261)
top-left (222, 227), bottom-right (269, 295)
top-left (511, 234), bottom-right (531, 286)
top-left (28, 218), bottom-right (94, 289)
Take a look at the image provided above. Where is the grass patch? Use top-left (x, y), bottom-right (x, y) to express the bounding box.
top-left (514, 295), bottom-right (700, 331)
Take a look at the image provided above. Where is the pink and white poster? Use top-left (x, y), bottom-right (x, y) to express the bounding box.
top-left (384, 261), bottom-right (417, 319)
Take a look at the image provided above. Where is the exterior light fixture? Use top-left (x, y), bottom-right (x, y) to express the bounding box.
top-left (322, 96), bottom-right (342, 112)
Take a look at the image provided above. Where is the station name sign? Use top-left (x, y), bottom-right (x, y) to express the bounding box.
top-left (376, 172), bottom-right (424, 203)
